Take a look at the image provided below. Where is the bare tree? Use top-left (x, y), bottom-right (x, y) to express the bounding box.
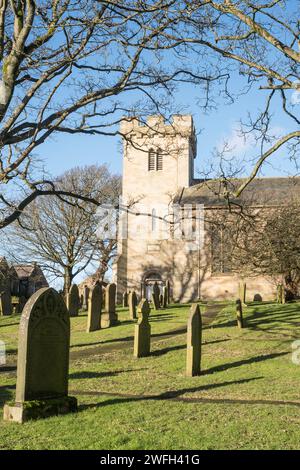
top-left (5, 164), bottom-right (120, 294)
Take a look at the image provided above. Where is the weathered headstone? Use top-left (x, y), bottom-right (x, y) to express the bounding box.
top-left (0, 289), bottom-right (12, 316)
top-left (3, 288), bottom-right (77, 423)
top-left (134, 299), bottom-right (151, 358)
top-left (67, 284), bottom-right (79, 317)
top-left (101, 283), bottom-right (118, 328)
top-left (152, 282), bottom-right (160, 310)
top-left (129, 290), bottom-right (137, 319)
top-left (236, 299), bottom-right (244, 329)
top-left (186, 303), bottom-right (202, 377)
top-left (123, 291), bottom-right (128, 308)
top-left (162, 286), bottom-right (168, 308)
top-left (86, 283), bottom-right (102, 332)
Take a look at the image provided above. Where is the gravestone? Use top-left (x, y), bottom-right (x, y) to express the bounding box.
top-left (67, 284), bottom-right (79, 317)
top-left (134, 299), bottom-right (151, 358)
top-left (186, 303), bottom-right (202, 377)
top-left (277, 284), bottom-right (285, 304)
top-left (239, 281), bottom-right (247, 306)
top-left (236, 299), bottom-right (244, 329)
top-left (3, 288), bottom-right (77, 423)
top-left (0, 289), bottom-right (12, 316)
top-left (166, 280), bottom-right (171, 304)
top-left (123, 291), bottom-right (128, 308)
top-left (86, 283), bottom-right (102, 332)
top-left (101, 283), bottom-right (118, 328)
top-left (83, 286), bottom-right (89, 310)
top-left (129, 290), bottom-right (137, 319)
top-left (159, 294), bottom-right (163, 308)
top-left (162, 286), bottom-right (168, 308)
top-left (152, 282), bottom-right (160, 310)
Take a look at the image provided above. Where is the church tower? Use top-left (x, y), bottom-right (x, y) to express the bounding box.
top-left (120, 114), bottom-right (197, 206)
top-left (114, 115), bottom-right (197, 299)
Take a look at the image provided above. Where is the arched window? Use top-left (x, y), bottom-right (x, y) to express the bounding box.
top-left (156, 149), bottom-right (163, 170)
top-left (148, 149), bottom-right (156, 171)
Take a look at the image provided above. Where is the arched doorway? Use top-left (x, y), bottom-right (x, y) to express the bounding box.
top-left (142, 271), bottom-right (164, 301)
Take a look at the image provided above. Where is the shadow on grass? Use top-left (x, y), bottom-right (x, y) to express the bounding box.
top-left (69, 369), bottom-right (140, 380)
top-left (0, 322), bottom-right (20, 328)
top-left (0, 384), bottom-right (15, 406)
top-left (75, 376), bottom-right (263, 411)
top-left (203, 351), bottom-right (288, 375)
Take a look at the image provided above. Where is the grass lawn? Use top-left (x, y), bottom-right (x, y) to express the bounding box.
top-left (1, 301), bottom-right (300, 450)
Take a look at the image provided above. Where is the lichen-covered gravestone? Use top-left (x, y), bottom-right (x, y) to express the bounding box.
top-left (236, 299), bottom-right (244, 329)
top-left (152, 282), bottom-right (160, 310)
top-left (0, 288), bottom-right (12, 316)
top-left (67, 284), bottom-right (79, 317)
top-left (3, 288), bottom-right (77, 423)
top-left (129, 290), bottom-right (137, 319)
top-left (186, 303), bottom-right (202, 377)
top-left (123, 291), bottom-right (128, 308)
top-left (101, 283), bottom-right (118, 328)
top-left (86, 283), bottom-right (102, 332)
top-left (134, 299), bottom-right (151, 358)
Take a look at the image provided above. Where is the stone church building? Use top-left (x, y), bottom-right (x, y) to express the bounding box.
top-left (113, 115), bottom-right (297, 303)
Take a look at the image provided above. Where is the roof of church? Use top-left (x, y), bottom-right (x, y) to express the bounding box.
top-left (178, 177), bottom-right (300, 207)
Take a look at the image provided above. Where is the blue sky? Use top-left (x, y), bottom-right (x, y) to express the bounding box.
top-left (41, 76), bottom-right (297, 181)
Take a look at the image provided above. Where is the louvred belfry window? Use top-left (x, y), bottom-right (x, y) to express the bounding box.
top-left (156, 149), bottom-right (163, 170)
top-left (148, 149), bottom-right (156, 171)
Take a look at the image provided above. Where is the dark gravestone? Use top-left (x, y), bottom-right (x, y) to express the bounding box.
top-left (86, 283), bottom-right (102, 332)
top-left (166, 280), bottom-right (171, 304)
top-left (162, 286), bottom-right (168, 308)
top-left (101, 283), bottom-right (118, 328)
top-left (253, 293), bottom-right (263, 302)
top-left (123, 291), bottom-right (128, 308)
top-left (152, 282), bottom-right (160, 310)
top-left (186, 303), bottom-right (202, 377)
top-left (159, 294), bottom-right (163, 307)
top-left (3, 288), bottom-right (77, 423)
top-left (67, 284), bottom-right (79, 317)
top-left (0, 289), bottom-right (12, 316)
top-left (236, 299), bottom-right (244, 329)
top-left (129, 290), bottom-right (137, 319)
top-left (83, 286), bottom-right (89, 310)
top-left (134, 299), bottom-right (151, 358)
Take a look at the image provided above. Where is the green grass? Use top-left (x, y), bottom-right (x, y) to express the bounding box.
top-left (1, 301), bottom-right (300, 449)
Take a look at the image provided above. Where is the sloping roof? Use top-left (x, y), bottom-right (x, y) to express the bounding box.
top-left (178, 177), bottom-right (300, 207)
top-left (13, 264), bottom-right (36, 279)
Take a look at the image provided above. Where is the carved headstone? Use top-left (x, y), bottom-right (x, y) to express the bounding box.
top-left (134, 299), bottom-right (151, 358)
top-left (101, 283), bottom-right (118, 328)
top-left (0, 289), bottom-right (12, 316)
top-left (123, 291), bottom-right (128, 308)
top-left (129, 290), bottom-right (137, 319)
top-left (86, 283), bottom-right (102, 332)
top-left (3, 288), bottom-right (77, 423)
top-left (236, 299), bottom-right (244, 329)
top-left (186, 303), bottom-right (202, 377)
top-left (67, 284), bottom-right (79, 317)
